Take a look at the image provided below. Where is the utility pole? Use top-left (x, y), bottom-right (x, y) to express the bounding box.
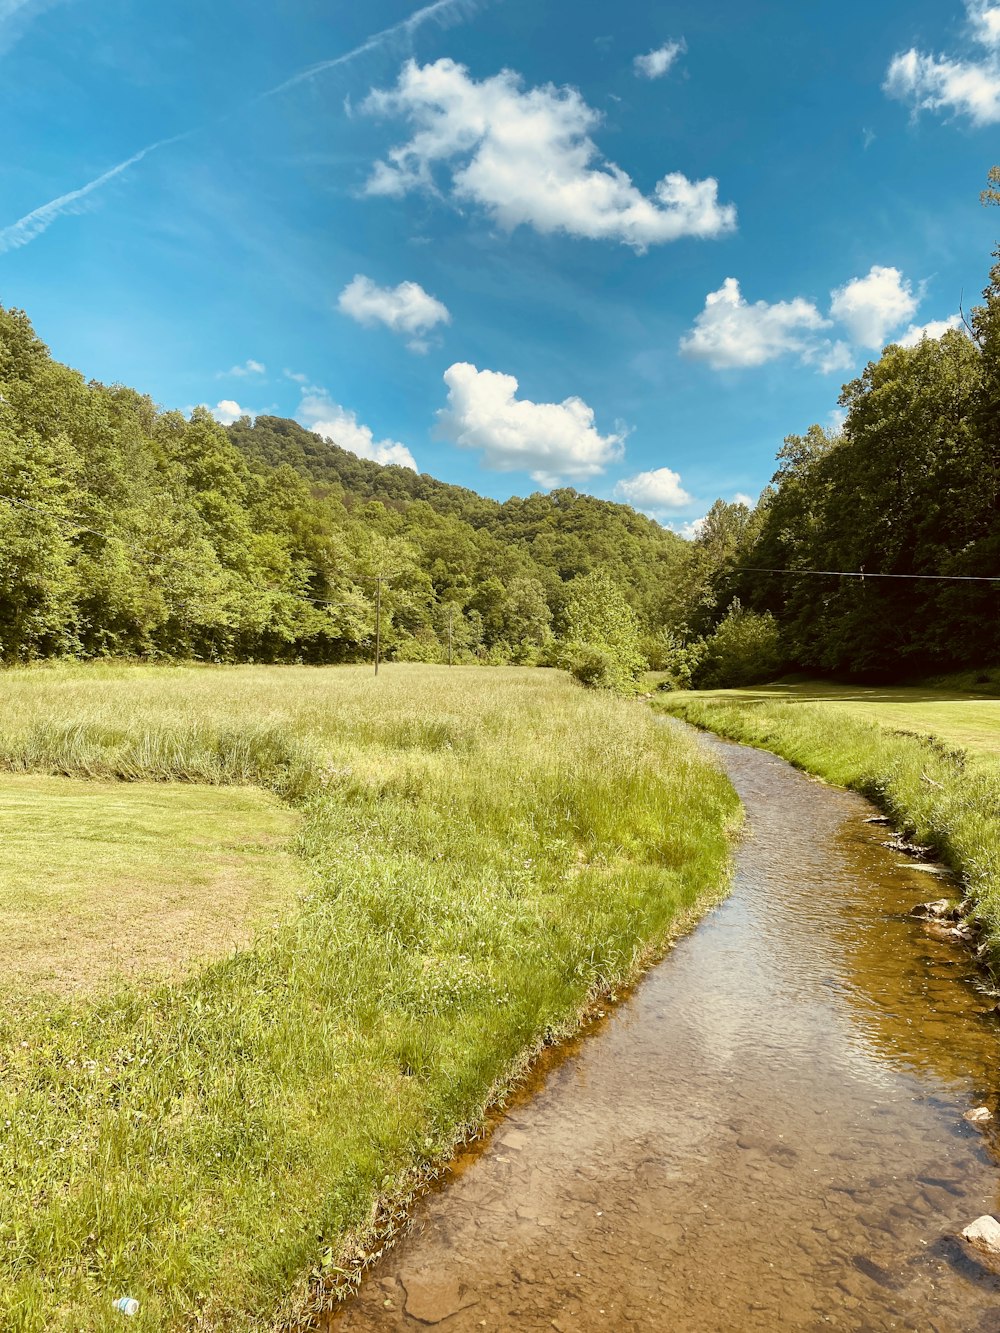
top-left (354, 571), bottom-right (397, 677)
top-left (447, 604), bottom-right (454, 667)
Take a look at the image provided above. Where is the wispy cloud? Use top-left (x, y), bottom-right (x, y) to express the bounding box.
top-left (0, 0), bottom-right (70, 56)
top-left (254, 0), bottom-right (478, 104)
top-left (0, 131), bottom-right (192, 254)
top-left (0, 0), bottom-right (484, 255)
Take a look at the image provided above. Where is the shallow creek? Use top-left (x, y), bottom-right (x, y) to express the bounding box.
top-left (329, 733), bottom-right (1000, 1331)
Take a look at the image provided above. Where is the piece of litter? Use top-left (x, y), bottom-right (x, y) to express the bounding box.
top-left (112, 1296), bottom-right (140, 1317)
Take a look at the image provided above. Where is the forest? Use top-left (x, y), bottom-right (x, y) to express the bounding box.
top-left (0, 224), bottom-right (997, 687)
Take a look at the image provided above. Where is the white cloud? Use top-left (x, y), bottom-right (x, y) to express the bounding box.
top-left (297, 390), bottom-right (417, 470)
top-left (674, 516), bottom-right (707, 541)
top-left (971, 1), bottom-right (1000, 45)
top-left (802, 339), bottom-right (855, 374)
top-left (634, 39), bottom-right (686, 80)
top-left (283, 369), bottom-right (310, 385)
top-left (614, 467), bottom-right (691, 514)
top-left (679, 277), bottom-right (830, 369)
top-left (219, 359), bottom-right (266, 378)
top-left (437, 362), bottom-right (624, 485)
top-left (362, 58), bottom-right (736, 250)
top-left (732, 492), bottom-right (755, 508)
top-left (681, 267), bottom-right (920, 372)
top-left (884, 2), bottom-right (1000, 124)
top-left (829, 265), bottom-right (918, 348)
top-left (895, 313), bottom-right (965, 347)
top-left (210, 400), bottom-right (248, 426)
top-left (337, 274), bottom-right (450, 351)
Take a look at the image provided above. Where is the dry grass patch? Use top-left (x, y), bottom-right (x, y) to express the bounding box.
top-left (0, 775), bottom-right (303, 995)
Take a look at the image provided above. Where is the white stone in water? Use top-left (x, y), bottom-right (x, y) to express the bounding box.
top-left (961, 1215), bottom-right (1000, 1259)
top-left (964, 1106), bottom-right (993, 1124)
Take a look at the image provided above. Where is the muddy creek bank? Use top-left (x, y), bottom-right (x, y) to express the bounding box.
top-left (326, 733), bottom-right (1000, 1331)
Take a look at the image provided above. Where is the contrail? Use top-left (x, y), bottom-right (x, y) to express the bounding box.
top-left (0, 130), bottom-right (193, 254)
top-left (0, 0), bottom-right (480, 255)
top-left (254, 0), bottom-right (473, 103)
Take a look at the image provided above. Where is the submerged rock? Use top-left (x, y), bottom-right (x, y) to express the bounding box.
top-left (909, 899), bottom-right (960, 921)
top-left (960, 1215), bottom-right (1000, 1264)
top-left (963, 1106), bottom-right (993, 1125)
top-left (400, 1272), bottom-right (477, 1325)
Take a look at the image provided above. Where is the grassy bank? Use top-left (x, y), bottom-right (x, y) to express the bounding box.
top-left (666, 678), bottom-right (1000, 764)
top-left (655, 683), bottom-right (1000, 969)
top-left (0, 663), bottom-right (738, 1331)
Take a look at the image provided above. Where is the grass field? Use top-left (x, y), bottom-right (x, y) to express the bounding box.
top-left (0, 776), bottom-right (303, 994)
top-left (655, 676), bottom-right (1000, 973)
top-left (0, 662), bottom-right (739, 1331)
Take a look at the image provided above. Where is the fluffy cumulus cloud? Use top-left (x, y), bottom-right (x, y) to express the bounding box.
top-left (633, 39), bottom-right (686, 79)
top-left (210, 399), bottom-right (248, 426)
top-left (829, 265), bottom-right (918, 348)
top-left (885, 2), bottom-right (1000, 124)
top-left (614, 467), bottom-right (691, 515)
top-left (297, 390), bottom-right (417, 470)
top-left (337, 274), bottom-right (450, 352)
top-left (679, 277), bottom-right (832, 370)
top-left (674, 516), bottom-right (707, 541)
top-left (362, 59), bottom-right (736, 250)
top-left (681, 265), bottom-right (925, 371)
top-left (437, 362), bottom-right (624, 486)
top-left (895, 313), bottom-right (965, 347)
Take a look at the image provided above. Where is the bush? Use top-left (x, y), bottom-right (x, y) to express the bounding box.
top-left (642, 629), bottom-right (705, 690)
top-left (694, 600), bottom-right (782, 688)
top-left (568, 644), bottom-right (639, 692)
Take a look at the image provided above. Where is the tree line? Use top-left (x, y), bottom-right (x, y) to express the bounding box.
top-left (2, 182), bottom-right (996, 687)
top-left (681, 205), bottom-right (1000, 684)
top-left (0, 307), bottom-right (689, 677)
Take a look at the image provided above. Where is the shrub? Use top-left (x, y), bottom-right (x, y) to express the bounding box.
top-left (695, 600), bottom-right (782, 688)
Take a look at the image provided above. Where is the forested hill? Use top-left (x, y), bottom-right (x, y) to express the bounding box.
top-left (0, 305), bottom-right (688, 668)
top-left (228, 414), bottom-right (499, 524)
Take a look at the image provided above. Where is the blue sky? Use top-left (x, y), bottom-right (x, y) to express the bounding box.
top-left (1, 0), bottom-right (998, 529)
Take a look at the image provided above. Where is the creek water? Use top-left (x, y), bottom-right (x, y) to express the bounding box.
top-left (328, 733), bottom-right (1000, 1331)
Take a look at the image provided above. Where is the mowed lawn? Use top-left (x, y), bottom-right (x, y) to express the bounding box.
top-left (679, 678), bottom-right (1000, 765)
top-left (0, 775), bottom-right (303, 994)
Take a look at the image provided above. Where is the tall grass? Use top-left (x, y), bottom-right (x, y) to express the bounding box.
top-left (657, 693), bottom-right (1000, 967)
top-left (0, 664), bottom-right (739, 1330)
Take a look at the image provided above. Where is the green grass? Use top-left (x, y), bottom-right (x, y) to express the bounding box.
top-left (0, 662), bottom-right (739, 1331)
top-left (674, 677), bottom-right (1000, 764)
top-left (0, 775), bottom-right (303, 995)
top-left (655, 677), bottom-right (1000, 971)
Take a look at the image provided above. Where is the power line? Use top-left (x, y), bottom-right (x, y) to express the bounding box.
top-left (734, 566), bottom-right (1000, 584)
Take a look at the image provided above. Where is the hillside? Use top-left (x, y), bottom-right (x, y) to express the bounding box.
top-left (0, 306), bottom-right (687, 668)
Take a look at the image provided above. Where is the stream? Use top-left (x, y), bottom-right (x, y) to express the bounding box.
top-left (328, 731), bottom-right (1000, 1331)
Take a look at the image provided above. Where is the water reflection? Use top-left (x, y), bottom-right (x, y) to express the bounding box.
top-left (325, 735), bottom-right (1000, 1332)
